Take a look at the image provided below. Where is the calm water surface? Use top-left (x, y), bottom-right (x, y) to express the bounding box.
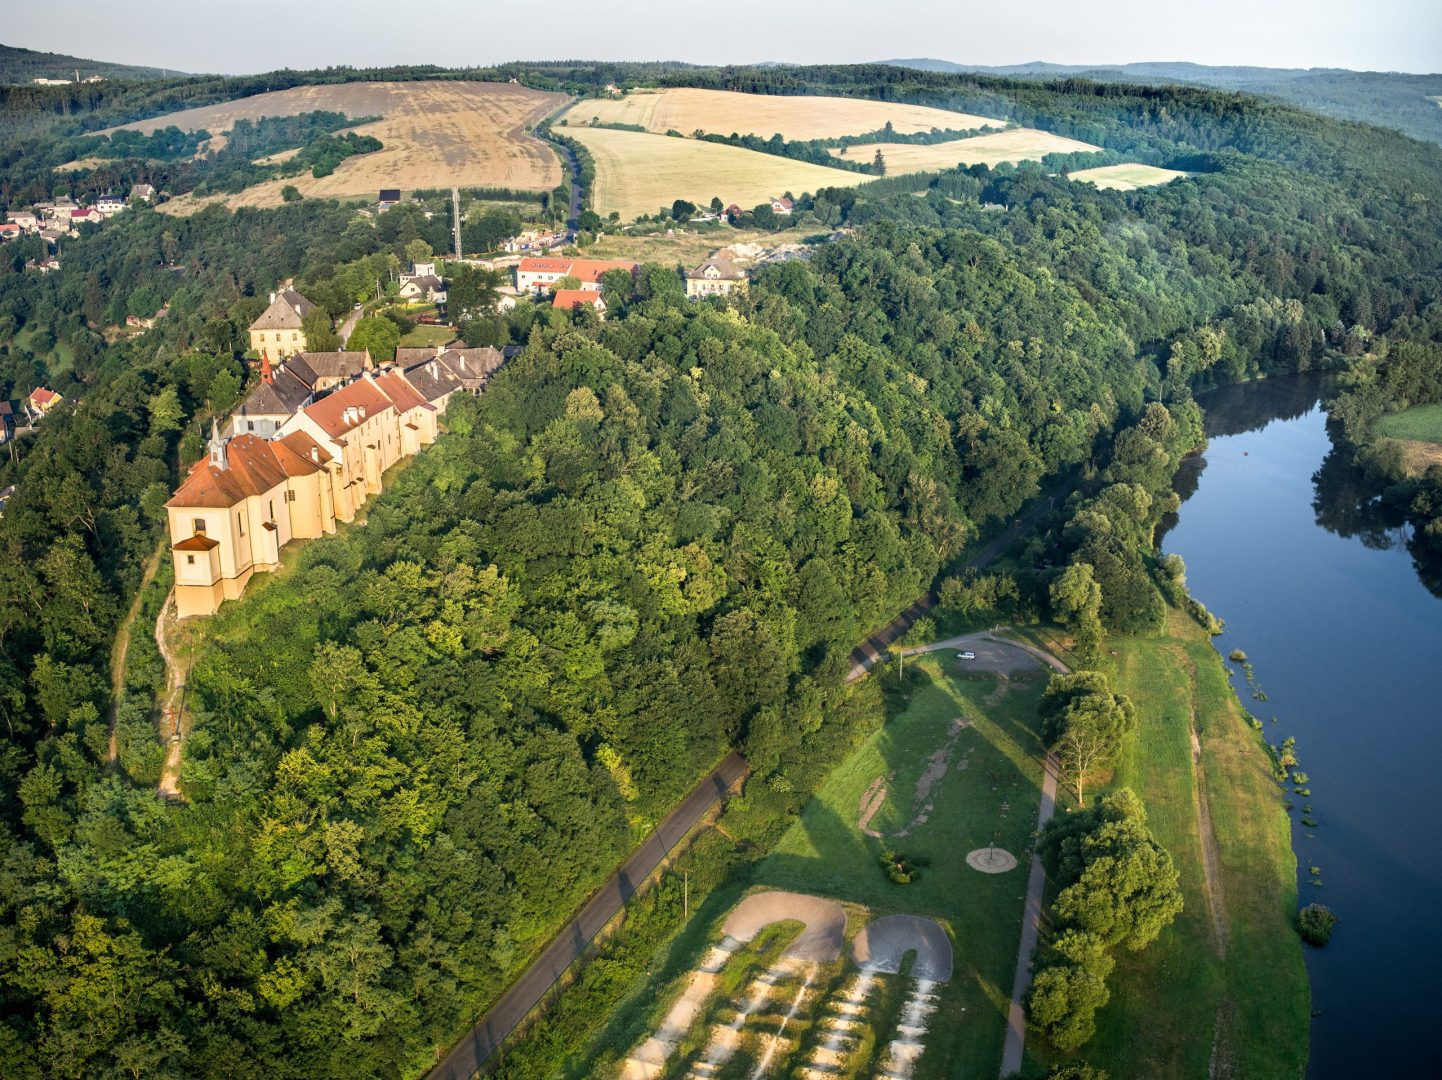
top-left (1161, 376), bottom-right (1442, 1078)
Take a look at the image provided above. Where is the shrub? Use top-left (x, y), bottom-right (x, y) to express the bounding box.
top-left (1228, 648), bottom-right (1248, 662)
top-left (879, 849), bottom-right (928, 884)
top-left (1298, 903), bottom-right (1338, 946)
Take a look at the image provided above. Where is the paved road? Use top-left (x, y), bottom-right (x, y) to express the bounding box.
top-left (429, 750), bottom-right (750, 1080)
top-left (1002, 750), bottom-right (1060, 1077)
top-left (846, 493), bottom-right (1059, 682)
top-left (337, 304), bottom-right (364, 346)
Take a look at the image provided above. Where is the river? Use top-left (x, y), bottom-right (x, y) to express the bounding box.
top-left (1160, 375), bottom-right (1442, 1077)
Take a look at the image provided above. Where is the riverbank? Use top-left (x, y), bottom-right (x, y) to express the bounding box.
top-left (1027, 608), bottom-right (1309, 1078)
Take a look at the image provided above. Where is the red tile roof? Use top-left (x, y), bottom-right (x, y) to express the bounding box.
top-left (302, 378), bottom-right (395, 439)
top-left (374, 370), bottom-right (434, 414)
top-left (518, 257), bottom-right (636, 283)
top-left (272, 430), bottom-right (333, 476)
top-left (29, 387), bottom-right (59, 406)
top-left (166, 434), bottom-right (291, 509)
top-left (552, 289), bottom-right (603, 311)
top-left (172, 534), bottom-right (220, 551)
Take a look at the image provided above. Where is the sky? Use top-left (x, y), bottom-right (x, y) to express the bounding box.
top-left (8, 0), bottom-right (1441, 76)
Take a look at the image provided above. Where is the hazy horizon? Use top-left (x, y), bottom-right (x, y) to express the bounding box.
top-left (6, 0), bottom-right (1440, 78)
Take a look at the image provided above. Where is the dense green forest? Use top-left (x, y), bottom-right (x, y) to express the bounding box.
top-left (1, 59), bottom-right (1441, 1077)
top-left (0, 43), bottom-right (184, 85)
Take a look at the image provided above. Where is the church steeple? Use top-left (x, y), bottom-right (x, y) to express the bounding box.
top-left (208, 419), bottom-right (228, 471)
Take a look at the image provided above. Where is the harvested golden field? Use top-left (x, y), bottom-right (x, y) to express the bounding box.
top-left (586, 227), bottom-right (784, 265)
top-left (832, 128), bottom-right (1101, 173)
top-left (1069, 162), bottom-right (1192, 189)
top-left (559, 87), bottom-right (1001, 140)
top-left (568, 127), bottom-right (867, 220)
top-left (105, 81), bottom-right (565, 212)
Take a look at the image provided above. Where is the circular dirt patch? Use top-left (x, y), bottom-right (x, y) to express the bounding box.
top-left (966, 847), bottom-right (1018, 873)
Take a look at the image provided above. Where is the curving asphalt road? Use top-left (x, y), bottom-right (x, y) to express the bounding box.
top-left (429, 750), bottom-right (749, 1080)
top-left (846, 493), bottom-right (1059, 682)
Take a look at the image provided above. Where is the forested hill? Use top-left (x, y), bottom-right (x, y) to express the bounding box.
top-left (0, 43), bottom-right (185, 85)
top-left (1, 61), bottom-right (1441, 1077)
top-left (889, 57), bottom-right (1442, 145)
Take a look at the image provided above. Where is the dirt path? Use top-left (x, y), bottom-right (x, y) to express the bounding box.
top-left (1175, 644), bottom-right (1229, 958)
top-left (1000, 749), bottom-right (1059, 1077)
top-left (154, 588), bottom-right (191, 799)
top-left (106, 543), bottom-right (164, 768)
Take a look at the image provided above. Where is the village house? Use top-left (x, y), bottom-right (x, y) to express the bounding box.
top-left (38, 229), bottom-right (68, 249)
top-left (397, 344), bottom-right (505, 393)
top-left (515, 256), bottom-right (637, 294)
top-left (6, 211), bottom-right (40, 232)
top-left (95, 194), bottom-right (127, 215)
top-left (129, 183), bottom-right (156, 203)
top-left (0, 224), bottom-right (19, 242)
top-left (248, 286), bottom-right (318, 362)
top-left (685, 253), bottom-right (747, 299)
top-left (27, 387), bottom-right (62, 417)
top-left (377, 188), bottom-right (402, 210)
top-left (398, 262), bottom-right (447, 304)
top-left (0, 402), bottom-right (14, 444)
top-left (70, 207), bottom-right (104, 227)
top-left (552, 289), bottom-right (606, 316)
top-left (769, 196), bottom-right (794, 215)
top-left (27, 256), bottom-right (61, 274)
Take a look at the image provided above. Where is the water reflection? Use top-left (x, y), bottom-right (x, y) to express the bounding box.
top-left (1183, 376), bottom-right (1442, 599)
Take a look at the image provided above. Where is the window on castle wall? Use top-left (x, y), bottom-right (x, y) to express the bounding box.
top-left (186, 555), bottom-right (195, 565)
top-left (237, 513), bottom-right (244, 536)
top-left (193, 518), bottom-right (205, 533)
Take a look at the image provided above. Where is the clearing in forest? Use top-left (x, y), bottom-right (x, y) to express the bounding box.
top-left (558, 87), bottom-right (1002, 140)
top-left (565, 126), bottom-right (867, 220)
top-left (829, 128), bottom-right (1101, 173)
top-left (1068, 162), bottom-right (1192, 189)
top-left (1376, 402), bottom-right (1442, 445)
top-left (104, 81), bottom-right (565, 212)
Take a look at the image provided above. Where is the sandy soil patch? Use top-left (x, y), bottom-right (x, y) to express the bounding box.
top-left (108, 81), bottom-right (564, 213)
top-left (858, 774), bottom-right (892, 838)
top-left (567, 126), bottom-right (867, 220)
top-left (559, 87), bottom-right (1002, 141)
top-left (965, 847), bottom-right (1018, 873)
top-left (723, 891), bottom-right (846, 963)
top-left (1069, 162), bottom-right (1192, 190)
top-left (831, 128), bottom-right (1100, 174)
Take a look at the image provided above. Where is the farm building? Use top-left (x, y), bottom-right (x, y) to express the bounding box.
top-left (552, 289), bottom-right (606, 316)
top-left (770, 196), bottom-right (794, 215)
top-left (378, 188), bottom-right (402, 210)
top-left (515, 256), bottom-right (637, 294)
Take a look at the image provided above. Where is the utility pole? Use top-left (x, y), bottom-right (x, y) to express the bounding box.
top-left (452, 187), bottom-right (462, 259)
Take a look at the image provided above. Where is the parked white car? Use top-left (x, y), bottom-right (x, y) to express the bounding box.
top-left (957, 651), bottom-right (976, 660)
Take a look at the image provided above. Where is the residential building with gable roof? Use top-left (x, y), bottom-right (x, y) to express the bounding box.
top-left (248, 286), bottom-right (319, 362)
top-left (515, 257), bottom-right (637, 294)
top-left (685, 253), bottom-right (747, 299)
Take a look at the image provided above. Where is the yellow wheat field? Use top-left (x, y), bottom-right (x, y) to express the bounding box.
top-left (559, 87), bottom-right (1002, 141)
top-left (567, 127), bottom-right (868, 220)
top-left (103, 81), bottom-right (566, 212)
top-left (1068, 163), bottom-right (1192, 190)
top-left (831, 129), bottom-right (1102, 174)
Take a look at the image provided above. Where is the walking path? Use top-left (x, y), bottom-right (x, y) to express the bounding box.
top-left (106, 542), bottom-right (164, 768)
top-left (154, 588), bottom-right (191, 799)
top-left (1001, 749), bottom-right (1060, 1077)
top-left (429, 750), bottom-right (749, 1080)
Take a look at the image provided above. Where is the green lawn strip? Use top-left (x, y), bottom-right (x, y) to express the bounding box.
top-left (1376, 402), bottom-right (1442, 444)
top-left (1184, 624), bottom-right (1310, 1077)
top-left (397, 321), bottom-right (456, 348)
top-left (1024, 610), bottom-right (1308, 1078)
top-left (755, 657), bottom-right (1046, 1077)
top-left (1076, 625), bottom-right (1222, 1078)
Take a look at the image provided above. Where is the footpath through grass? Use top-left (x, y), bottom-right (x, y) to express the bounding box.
top-left (1028, 609), bottom-right (1310, 1078)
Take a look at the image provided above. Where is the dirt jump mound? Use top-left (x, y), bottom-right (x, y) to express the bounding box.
top-left (722, 890), bottom-right (847, 963)
top-left (850, 915), bottom-right (953, 982)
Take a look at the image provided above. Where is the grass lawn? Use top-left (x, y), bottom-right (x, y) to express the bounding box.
top-left (13, 324), bottom-right (76, 380)
top-left (1027, 609), bottom-right (1309, 1078)
top-left (754, 656), bottom-right (1049, 1078)
top-left (397, 322), bottom-right (457, 348)
top-left (1377, 402), bottom-right (1442, 444)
